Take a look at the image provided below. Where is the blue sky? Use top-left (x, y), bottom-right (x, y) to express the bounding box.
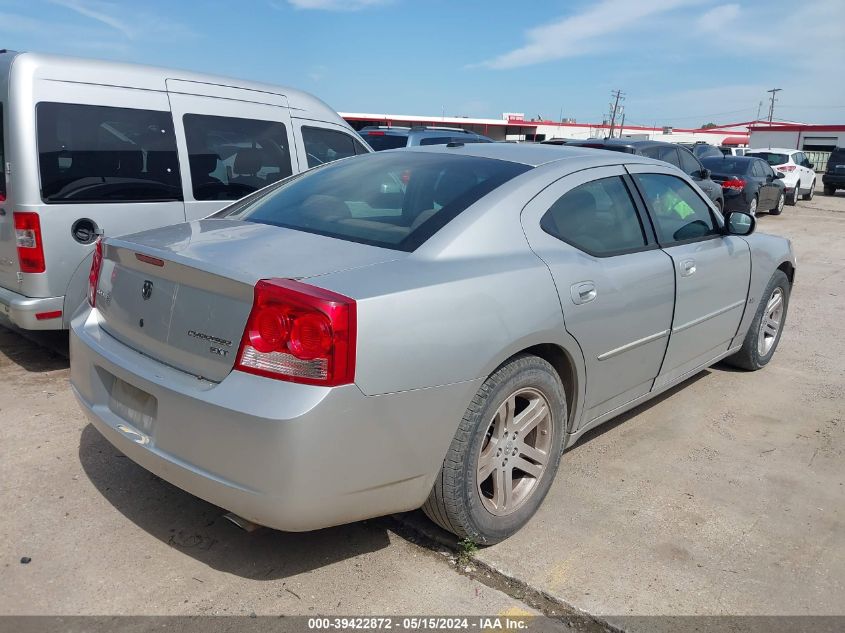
top-left (1, 0), bottom-right (843, 127)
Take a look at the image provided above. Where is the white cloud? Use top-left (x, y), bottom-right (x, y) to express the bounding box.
top-left (50, 0), bottom-right (134, 38)
top-left (49, 0), bottom-right (196, 41)
top-left (476, 0), bottom-right (696, 69)
top-left (696, 3), bottom-right (740, 32)
top-left (284, 0), bottom-right (389, 10)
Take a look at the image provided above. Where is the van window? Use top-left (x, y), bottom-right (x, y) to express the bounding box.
top-left (37, 102), bottom-right (182, 203)
top-left (0, 104), bottom-right (5, 202)
top-left (183, 114), bottom-right (293, 201)
top-left (301, 126), bottom-right (358, 168)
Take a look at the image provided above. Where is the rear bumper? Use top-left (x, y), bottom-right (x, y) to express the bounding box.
top-left (70, 308), bottom-right (477, 532)
top-left (722, 190), bottom-right (752, 213)
top-left (0, 286), bottom-right (64, 330)
top-left (822, 174), bottom-right (845, 188)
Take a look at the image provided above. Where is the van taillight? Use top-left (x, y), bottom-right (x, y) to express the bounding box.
top-left (87, 240), bottom-right (103, 308)
top-left (235, 279), bottom-right (356, 386)
top-left (13, 212), bottom-right (46, 273)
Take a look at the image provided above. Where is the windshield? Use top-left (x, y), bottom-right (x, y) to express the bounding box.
top-left (221, 151), bottom-right (531, 252)
top-left (747, 151), bottom-right (789, 166)
top-left (363, 133), bottom-right (408, 151)
top-left (701, 157), bottom-right (750, 175)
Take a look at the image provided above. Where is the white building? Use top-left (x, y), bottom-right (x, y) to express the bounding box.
top-left (341, 111), bottom-right (760, 146)
top-left (748, 124), bottom-right (845, 151)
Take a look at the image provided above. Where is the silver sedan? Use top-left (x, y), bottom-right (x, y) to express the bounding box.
top-left (70, 144), bottom-right (795, 544)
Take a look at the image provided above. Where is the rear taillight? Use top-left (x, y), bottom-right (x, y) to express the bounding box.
top-left (721, 178), bottom-right (746, 191)
top-left (14, 212), bottom-right (46, 273)
top-left (235, 279), bottom-right (356, 386)
top-left (87, 240), bottom-right (103, 307)
top-left (777, 165), bottom-right (796, 172)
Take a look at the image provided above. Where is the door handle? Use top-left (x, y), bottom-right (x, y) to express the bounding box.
top-left (570, 281), bottom-right (597, 305)
top-left (679, 259), bottom-right (696, 277)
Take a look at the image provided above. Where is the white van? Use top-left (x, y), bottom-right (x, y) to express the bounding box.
top-left (0, 50), bottom-right (370, 330)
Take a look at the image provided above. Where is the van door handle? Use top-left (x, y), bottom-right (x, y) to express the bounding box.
top-left (570, 281), bottom-right (597, 305)
top-left (680, 259), bottom-right (696, 277)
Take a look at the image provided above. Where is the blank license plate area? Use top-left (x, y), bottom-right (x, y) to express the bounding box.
top-left (107, 374), bottom-right (158, 435)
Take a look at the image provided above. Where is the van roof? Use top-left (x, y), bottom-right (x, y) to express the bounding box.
top-left (2, 50), bottom-right (344, 123)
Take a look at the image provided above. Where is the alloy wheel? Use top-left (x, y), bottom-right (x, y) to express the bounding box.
top-left (793, 186), bottom-right (800, 205)
top-left (477, 387), bottom-right (553, 516)
top-left (749, 197), bottom-right (757, 216)
top-left (776, 193), bottom-right (784, 214)
top-left (757, 287), bottom-right (784, 357)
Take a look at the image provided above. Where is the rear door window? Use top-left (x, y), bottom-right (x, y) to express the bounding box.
top-left (540, 176), bottom-right (647, 256)
top-left (183, 114), bottom-right (293, 201)
top-left (301, 126), bottom-right (359, 168)
top-left (36, 102), bottom-right (182, 203)
top-left (634, 173), bottom-right (720, 245)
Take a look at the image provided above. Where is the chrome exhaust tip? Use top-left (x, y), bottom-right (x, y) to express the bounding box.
top-left (223, 512), bottom-right (261, 532)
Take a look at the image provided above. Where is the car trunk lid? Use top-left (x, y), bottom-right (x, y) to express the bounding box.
top-left (96, 219), bottom-right (402, 381)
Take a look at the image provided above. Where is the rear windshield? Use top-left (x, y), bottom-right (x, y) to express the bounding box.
top-left (221, 151), bottom-right (531, 252)
top-left (363, 133), bottom-right (408, 151)
top-left (701, 156), bottom-right (750, 175)
top-left (37, 102), bottom-right (182, 203)
top-left (0, 103), bottom-right (5, 201)
top-left (747, 151), bottom-right (789, 166)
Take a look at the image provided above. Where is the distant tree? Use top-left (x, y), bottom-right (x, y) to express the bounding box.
top-left (700, 122), bottom-right (718, 129)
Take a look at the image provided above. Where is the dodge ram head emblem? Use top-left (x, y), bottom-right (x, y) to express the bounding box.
top-left (141, 280), bottom-right (153, 300)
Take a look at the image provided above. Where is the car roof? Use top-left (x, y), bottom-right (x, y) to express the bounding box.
top-left (7, 51), bottom-right (342, 119)
top-left (392, 142), bottom-right (662, 168)
top-left (746, 148), bottom-right (798, 153)
top-left (702, 155), bottom-right (755, 163)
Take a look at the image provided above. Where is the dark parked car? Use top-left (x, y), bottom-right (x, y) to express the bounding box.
top-left (360, 126), bottom-right (493, 151)
top-left (822, 147), bottom-right (845, 196)
top-left (566, 139), bottom-right (725, 210)
top-left (701, 156), bottom-right (786, 216)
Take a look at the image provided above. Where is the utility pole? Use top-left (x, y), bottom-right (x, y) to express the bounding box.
top-left (756, 100), bottom-right (763, 122)
top-left (766, 88), bottom-right (782, 123)
top-left (618, 109), bottom-right (625, 138)
top-left (608, 89), bottom-right (624, 138)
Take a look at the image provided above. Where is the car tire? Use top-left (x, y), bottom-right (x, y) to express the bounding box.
top-left (770, 191), bottom-right (785, 215)
top-left (787, 184), bottom-right (799, 205)
top-left (422, 354), bottom-right (566, 544)
top-left (824, 185), bottom-right (836, 196)
top-left (803, 179), bottom-right (815, 201)
top-left (723, 270), bottom-right (790, 371)
top-left (748, 195), bottom-right (758, 216)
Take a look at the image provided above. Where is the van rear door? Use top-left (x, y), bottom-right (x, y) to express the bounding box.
top-left (166, 80), bottom-right (297, 220)
top-left (0, 52), bottom-right (20, 295)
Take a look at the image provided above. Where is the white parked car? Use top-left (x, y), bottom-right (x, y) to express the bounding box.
top-left (746, 149), bottom-right (816, 205)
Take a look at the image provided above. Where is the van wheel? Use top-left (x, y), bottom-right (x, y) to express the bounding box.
top-left (724, 270), bottom-right (790, 371)
top-left (803, 179), bottom-right (815, 201)
top-left (422, 355), bottom-right (566, 544)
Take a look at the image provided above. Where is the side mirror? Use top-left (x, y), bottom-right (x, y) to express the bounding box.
top-left (774, 172), bottom-right (785, 179)
top-left (806, 161), bottom-right (814, 169)
top-left (725, 212), bottom-right (756, 236)
top-left (699, 168), bottom-right (711, 180)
